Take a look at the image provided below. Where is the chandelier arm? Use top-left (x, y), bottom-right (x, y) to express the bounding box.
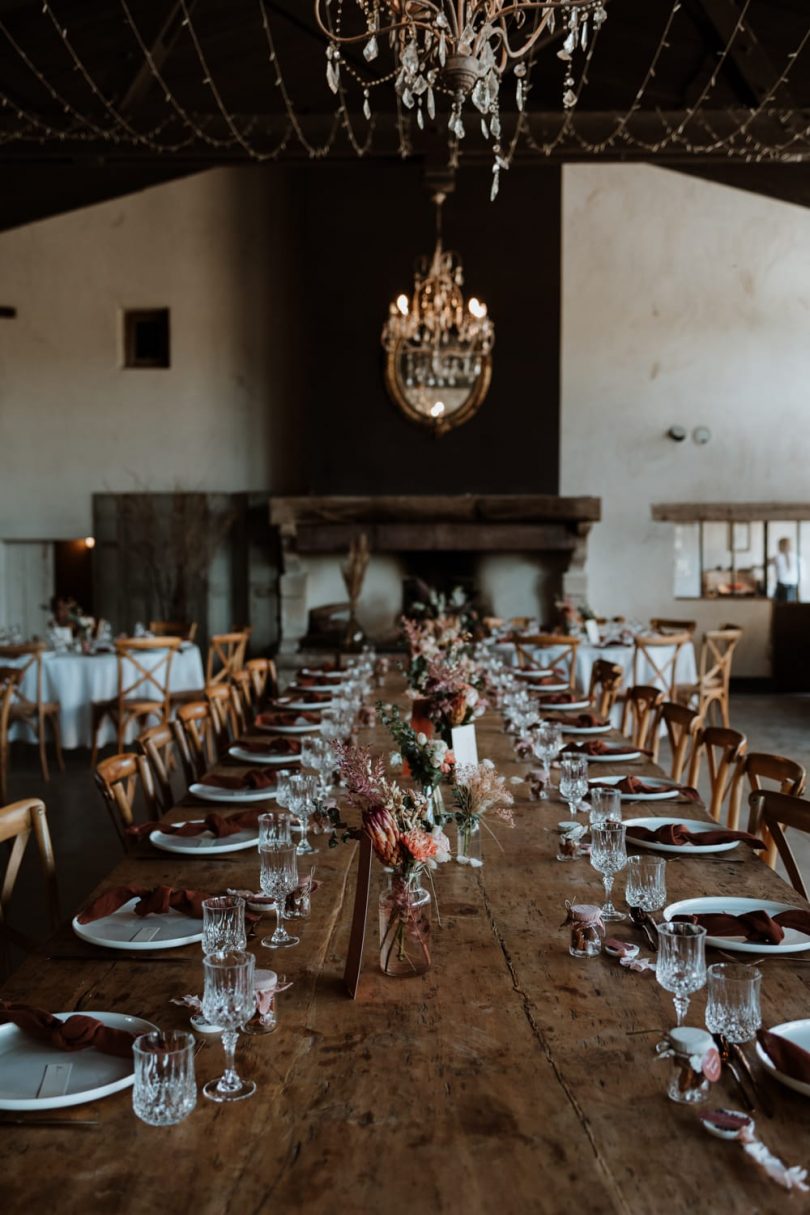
top-left (313, 0), bottom-right (441, 44)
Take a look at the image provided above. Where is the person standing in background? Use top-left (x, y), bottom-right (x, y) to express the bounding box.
top-left (772, 537), bottom-right (800, 602)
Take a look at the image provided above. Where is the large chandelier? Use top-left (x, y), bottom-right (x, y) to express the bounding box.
top-left (315, 2), bottom-right (607, 196)
top-left (382, 191), bottom-right (494, 436)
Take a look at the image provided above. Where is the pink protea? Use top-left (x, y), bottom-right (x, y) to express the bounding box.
top-left (363, 804), bottom-right (403, 868)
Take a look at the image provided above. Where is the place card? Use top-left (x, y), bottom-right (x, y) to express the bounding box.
top-left (130, 926), bottom-right (160, 943)
top-left (37, 1062), bottom-right (72, 1099)
top-left (451, 723), bottom-right (478, 766)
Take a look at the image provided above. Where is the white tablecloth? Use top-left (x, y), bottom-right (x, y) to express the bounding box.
top-left (7, 645), bottom-right (205, 749)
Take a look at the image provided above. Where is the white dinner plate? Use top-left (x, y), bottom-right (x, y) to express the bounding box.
top-left (755, 1020), bottom-right (810, 1097)
top-left (515, 668), bottom-right (555, 682)
top-left (259, 722), bottom-right (321, 735)
top-left (624, 817), bottom-right (740, 855)
top-left (228, 746), bottom-right (302, 766)
top-left (560, 723), bottom-right (612, 736)
top-left (281, 700), bottom-right (330, 712)
top-left (663, 897), bottom-right (810, 954)
top-left (585, 749), bottom-right (643, 763)
top-left (149, 821), bottom-right (259, 856)
top-left (527, 682), bottom-right (571, 695)
top-left (190, 782), bottom-right (276, 804)
top-left (0, 1012), bottom-right (156, 1111)
top-left (72, 898), bottom-right (204, 951)
top-left (538, 698), bottom-right (591, 712)
top-left (287, 683), bottom-right (338, 694)
top-left (300, 667), bottom-right (349, 680)
top-left (591, 775), bottom-right (678, 799)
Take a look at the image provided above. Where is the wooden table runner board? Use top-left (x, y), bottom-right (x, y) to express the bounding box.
top-left (2, 675), bottom-right (809, 1215)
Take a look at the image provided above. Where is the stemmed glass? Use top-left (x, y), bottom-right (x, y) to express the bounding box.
top-left (259, 841), bottom-right (300, 949)
top-left (656, 922), bottom-right (707, 1026)
top-left (531, 721), bottom-right (562, 798)
top-left (191, 896), bottom-right (247, 1033)
top-left (201, 950), bottom-right (256, 1103)
top-left (559, 754), bottom-right (589, 815)
top-left (624, 856), bottom-right (666, 912)
top-left (590, 821), bottom-right (628, 921)
top-left (588, 786), bottom-right (621, 826)
top-left (287, 773), bottom-right (319, 855)
top-left (705, 963), bottom-right (762, 1043)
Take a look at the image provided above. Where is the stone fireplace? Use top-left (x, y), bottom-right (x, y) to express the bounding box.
top-left (269, 495), bottom-right (600, 655)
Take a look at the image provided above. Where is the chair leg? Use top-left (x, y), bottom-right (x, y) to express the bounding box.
top-left (37, 708), bottom-right (50, 783)
top-left (51, 710), bottom-right (65, 773)
top-left (90, 705), bottom-right (106, 767)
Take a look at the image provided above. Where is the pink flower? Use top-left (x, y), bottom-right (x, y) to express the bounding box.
top-left (363, 805), bottom-right (403, 868)
top-left (441, 750), bottom-right (456, 775)
top-left (400, 828), bottom-right (437, 864)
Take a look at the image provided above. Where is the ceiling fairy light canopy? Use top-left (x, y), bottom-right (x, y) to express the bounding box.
top-left (314, 0), bottom-right (606, 196)
top-left (382, 187), bottom-right (494, 435)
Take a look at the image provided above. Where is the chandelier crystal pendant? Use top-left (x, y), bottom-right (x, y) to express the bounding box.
top-left (315, 1), bottom-right (607, 196)
top-left (382, 191), bottom-right (494, 436)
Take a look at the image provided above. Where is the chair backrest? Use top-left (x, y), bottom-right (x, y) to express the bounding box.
top-left (149, 620), bottom-right (198, 643)
top-left (0, 798), bottom-right (58, 970)
top-left (658, 702), bottom-right (703, 784)
top-left (513, 633), bottom-right (580, 687)
top-left (206, 629), bottom-right (251, 685)
top-left (620, 685), bottom-right (664, 752)
top-left (115, 637), bottom-right (182, 723)
top-left (136, 721), bottom-right (182, 812)
top-left (0, 670), bottom-right (20, 802)
top-left (95, 752), bottom-right (159, 847)
top-left (587, 660), bottom-right (624, 719)
top-left (206, 682), bottom-right (244, 746)
top-left (729, 751), bottom-right (806, 843)
top-left (698, 628), bottom-right (743, 693)
top-left (693, 726), bottom-right (747, 822)
top-left (175, 700), bottom-right (217, 780)
top-left (245, 657), bottom-right (278, 706)
top-left (748, 790), bottom-right (810, 894)
top-left (632, 633), bottom-right (692, 699)
top-left (649, 618), bottom-right (697, 636)
top-left (0, 643), bottom-right (44, 712)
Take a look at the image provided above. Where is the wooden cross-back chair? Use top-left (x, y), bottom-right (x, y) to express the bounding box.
top-left (748, 791), bottom-right (810, 895)
top-left (150, 620), bottom-right (198, 643)
top-left (174, 701), bottom-right (217, 782)
top-left (136, 721), bottom-right (183, 813)
top-left (0, 798), bottom-right (58, 975)
top-left (206, 629), bottom-right (251, 686)
top-left (514, 634), bottom-right (580, 688)
top-left (206, 682), bottom-right (245, 749)
top-left (728, 752), bottom-right (806, 861)
top-left (0, 643), bottom-right (64, 782)
top-left (0, 669), bottom-right (20, 805)
top-left (91, 636), bottom-right (182, 764)
top-left (657, 702), bottom-right (703, 784)
top-left (245, 657), bottom-right (278, 707)
top-left (631, 632), bottom-right (692, 700)
top-left (95, 753), bottom-right (160, 849)
top-left (676, 627), bottom-right (742, 727)
top-left (620, 685), bottom-right (664, 753)
top-left (691, 726), bottom-right (747, 823)
top-left (587, 660), bottom-right (624, 719)
top-left (649, 618), bottom-right (697, 636)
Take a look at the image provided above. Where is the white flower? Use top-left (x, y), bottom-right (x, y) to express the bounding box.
top-left (389, 751), bottom-right (402, 769)
top-left (416, 732), bottom-right (428, 746)
top-left (429, 825), bottom-right (451, 865)
top-left (429, 739), bottom-right (448, 763)
top-left (465, 686), bottom-right (479, 707)
top-left (482, 758), bottom-right (495, 770)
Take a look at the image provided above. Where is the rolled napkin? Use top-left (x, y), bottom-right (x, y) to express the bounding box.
top-left (545, 712), bottom-right (609, 729)
top-left (537, 692), bottom-right (583, 705)
top-left (757, 1028), bottom-right (810, 1084)
top-left (201, 768), bottom-right (277, 791)
top-left (128, 809), bottom-right (265, 840)
top-left (281, 690), bottom-right (332, 705)
top-left (0, 1001), bottom-right (136, 1059)
top-left (672, 907), bottom-right (810, 945)
top-left (562, 740), bottom-right (626, 757)
top-left (255, 709), bottom-right (321, 728)
top-left (524, 670), bottom-right (567, 686)
top-left (625, 823), bottom-right (766, 850)
top-left (77, 884), bottom-right (209, 923)
top-left (608, 775), bottom-right (700, 801)
top-left (234, 737), bottom-right (302, 756)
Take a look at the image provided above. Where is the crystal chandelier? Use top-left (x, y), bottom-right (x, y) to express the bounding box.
top-left (315, 2), bottom-right (607, 196)
top-left (382, 191), bottom-right (494, 435)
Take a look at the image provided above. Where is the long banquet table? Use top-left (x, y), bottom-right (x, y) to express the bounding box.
top-left (3, 673), bottom-right (810, 1214)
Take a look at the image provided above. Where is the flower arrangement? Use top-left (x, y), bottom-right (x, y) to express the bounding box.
top-left (401, 615), bottom-right (473, 695)
top-left (377, 701), bottom-right (455, 792)
top-left (412, 652), bottom-right (485, 744)
top-left (448, 761), bottom-right (516, 866)
top-left (406, 580), bottom-right (478, 634)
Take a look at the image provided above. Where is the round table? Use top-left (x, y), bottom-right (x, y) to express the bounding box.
top-left (7, 644), bottom-right (205, 749)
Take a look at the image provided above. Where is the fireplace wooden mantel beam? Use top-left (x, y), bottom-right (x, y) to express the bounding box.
top-left (269, 494), bottom-right (601, 531)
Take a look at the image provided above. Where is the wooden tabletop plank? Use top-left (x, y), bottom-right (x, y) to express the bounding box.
top-left (2, 676), bottom-right (809, 1215)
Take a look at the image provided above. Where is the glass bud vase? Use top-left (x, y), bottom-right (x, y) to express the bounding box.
top-left (455, 819), bottom-right (483, 867)
top-left (378, 872), bottom-right (432, 978)
top-left (421, 784), bottom-right (445, 828)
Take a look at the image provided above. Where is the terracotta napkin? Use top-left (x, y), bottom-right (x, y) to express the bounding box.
top-left (77, 885), bottom-right (208, 924)
top-left (757, 1028), bottom-right (810, 1083)
top-left (537, 693), bottom-right (582, 705)
top-left (546, 712), bottom-right (608, 729)
top-left (625, 823), bottom-right (765, 849)
top-left (525, 670), bottom-right (567, 686)
top-left (612, 775), bottom-right (700, 801)
top-left (201, 768), bottom-right (277, 791)
top-left (299, 663), bottom-right (340, 676)
top-left (562, 740), bottom-right (617, 757)
top-left (283, 690), bottom-right (332, 705)
top-left (128, 809), bottom-right (265, 840)
top-left (235, 737), bottom-right (301, 756)
top-left (0, 1001), bottom-right (136, 1059)
top-left (256, 709), bottom-right (321, 727)
top-left (673, 907), bottom-right (810, 945)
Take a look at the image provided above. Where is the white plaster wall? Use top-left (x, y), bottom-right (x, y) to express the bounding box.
top-left (560, 164), bottom-right (810, 676)
top-left (0, 168), bottom-right (287, 541)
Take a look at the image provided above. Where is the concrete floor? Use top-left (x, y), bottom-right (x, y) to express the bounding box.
top-left (2, 693), bottom-right (809, 974)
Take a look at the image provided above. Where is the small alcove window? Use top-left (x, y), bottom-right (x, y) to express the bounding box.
top-left (123, 308), bottom-right (170, 368)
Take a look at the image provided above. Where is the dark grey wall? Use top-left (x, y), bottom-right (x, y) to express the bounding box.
top-left (277, 160), bottom-right (561, 495)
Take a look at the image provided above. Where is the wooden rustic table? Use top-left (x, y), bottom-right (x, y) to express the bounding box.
top-left (3, 675), bottom-right (810, 1215)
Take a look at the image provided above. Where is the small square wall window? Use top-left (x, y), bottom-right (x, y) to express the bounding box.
top-left (123, 308), bottom-right (170, 368)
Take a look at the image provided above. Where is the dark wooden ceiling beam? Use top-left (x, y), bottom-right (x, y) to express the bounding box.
top-left (117, 1), bottom-right (197, 117)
